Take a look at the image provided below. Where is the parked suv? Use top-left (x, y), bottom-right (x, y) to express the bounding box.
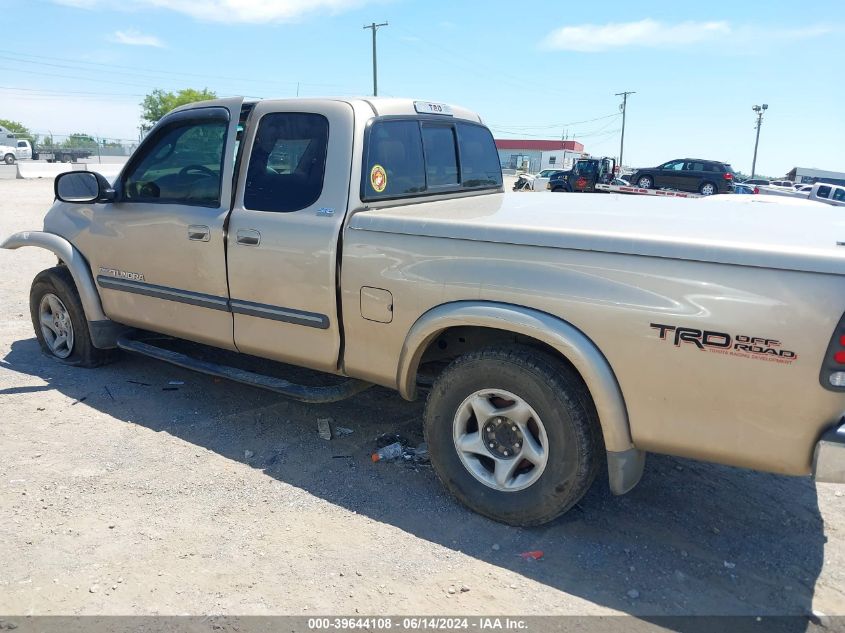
top-left (628, 159), bottom-right (735, 195)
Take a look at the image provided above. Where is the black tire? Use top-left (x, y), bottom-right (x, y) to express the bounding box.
top-left (60, 154), bottom-right (70, 163)
top-left (29, 266), bottom-right (115, 368)
top-left (699, 181), bottom-right (717, 196)
top-left (636, 175), bottom-right (653, 188)
top-left (424, 345), bottom-right (603, 526)
top-left (4, 153), bottom-right (15, 165)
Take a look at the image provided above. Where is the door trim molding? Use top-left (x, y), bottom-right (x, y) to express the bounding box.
top-left (95, 275), bottom-right (329, 329)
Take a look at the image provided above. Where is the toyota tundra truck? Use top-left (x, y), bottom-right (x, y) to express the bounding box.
top-left (3, 97), bottom-right (845, 526)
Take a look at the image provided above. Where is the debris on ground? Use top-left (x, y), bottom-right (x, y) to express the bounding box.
top-left (317, 418), bottom-right (333, 441)
top-left (168, 381), bottom-right (185, 386)
top-left (244, 450), bottom-right (254, 459)
top-left (372, 442), bottom-right (403, 462)
top-left (519, 550), bottom-right (544, 561)
top-left (627, 589), bottom-right (640, 600)
top-left (126, 380), bottom-right (151, 386)
top-left (334, 427), bottom-right (354, 437)
top-left (371, 434), bottom-right (430, 464)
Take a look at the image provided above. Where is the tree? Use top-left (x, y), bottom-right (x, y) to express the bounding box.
top-left (140, 88), bottom-right (217, 131)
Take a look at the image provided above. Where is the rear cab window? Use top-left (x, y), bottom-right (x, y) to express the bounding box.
top-left (362, 116), bottom-right (502, 201)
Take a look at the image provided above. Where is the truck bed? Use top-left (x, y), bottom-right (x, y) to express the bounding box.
top-left (349, 192), bottom-right (845, 275)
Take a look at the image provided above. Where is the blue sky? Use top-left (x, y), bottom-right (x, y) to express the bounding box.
top-left (1, 0), bottom-right (842, 176)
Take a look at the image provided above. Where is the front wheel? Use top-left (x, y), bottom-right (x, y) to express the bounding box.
top-left (4, 153), bottom-right (14, 165)
top-left (424, 346), bottom-right (602, 526)
top-left (30, 266), bottom-right (115, 367)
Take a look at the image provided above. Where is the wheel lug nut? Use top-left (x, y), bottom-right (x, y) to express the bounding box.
top-left (489, 442), bottom-right (495, 448)
top-left (503, 450), bottom-right (509, 456)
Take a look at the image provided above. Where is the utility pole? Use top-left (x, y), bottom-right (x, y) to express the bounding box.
top-left (750, 103), bottom-right (768, 178)
top-left (615, 91), bottom-right (635, 170)
top-left (363, 21), bottom-right (388, 96)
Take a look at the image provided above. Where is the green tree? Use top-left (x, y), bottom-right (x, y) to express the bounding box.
top-left (140, 88), bottom-right (217, 131)
top-left (62, 133), bottom-right (97, 149)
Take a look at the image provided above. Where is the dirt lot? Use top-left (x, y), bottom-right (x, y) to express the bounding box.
top-left (0, 179), bottom-right (844, 623)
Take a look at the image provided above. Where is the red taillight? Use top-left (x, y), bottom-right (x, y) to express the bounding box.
top-left (723, 172), bottom-right (733, 180)
top-left (835, 351), bottom-right (845, 364)
top-left (753, 186), bottom-right (759, 194)
top-left (839, 335), bottom-right (845, 346)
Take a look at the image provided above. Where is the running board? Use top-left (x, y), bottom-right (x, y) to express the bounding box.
top-left (116, 335), bottom-right (373, 404)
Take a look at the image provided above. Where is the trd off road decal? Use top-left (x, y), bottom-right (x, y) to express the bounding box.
top-left (370, 164), bottom-right (387, 193)
top-left (650, 323), bottom-right (797, 365)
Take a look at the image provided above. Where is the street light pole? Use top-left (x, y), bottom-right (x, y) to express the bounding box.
top-left (363, 21), bottom-right (388, 96)
top-left (751, 103), bottom-right (768, 178)
top-left (615, 91), bottom-right (635, 169)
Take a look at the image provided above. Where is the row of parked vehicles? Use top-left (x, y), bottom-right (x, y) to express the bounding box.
top-left (515, 157), bottom-right (844, 206)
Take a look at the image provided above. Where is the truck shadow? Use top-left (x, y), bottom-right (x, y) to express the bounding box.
top-left (2, 338), bottom-right (827, 626)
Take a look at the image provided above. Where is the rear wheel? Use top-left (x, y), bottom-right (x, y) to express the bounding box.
top-left (3, 153), bottom-right (14, 165)
top-left (424, 345), bottom-right (602, 526)
top-left (699, 181), bottom-right (717, 196)
top-left (30, 266), bottom-right (115, 367)
top-left (637, 175), bottom-right (653, 188)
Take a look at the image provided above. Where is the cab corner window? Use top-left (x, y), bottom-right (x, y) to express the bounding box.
top-left (123, 119), bottom-right (227, 207)
top-left (422, 125), bottom-right (458, 187)
top-left (244, 112), bottom-right (329, 213)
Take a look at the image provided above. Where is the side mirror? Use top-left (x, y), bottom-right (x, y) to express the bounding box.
top-left (55, 171), bottom-right (115, 204)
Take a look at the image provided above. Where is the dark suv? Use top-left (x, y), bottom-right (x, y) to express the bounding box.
top-left (628, 159), bottom-right (736, 195)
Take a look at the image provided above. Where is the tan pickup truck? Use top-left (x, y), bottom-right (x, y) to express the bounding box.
top-left (4, 97), bottom-right (845, 526)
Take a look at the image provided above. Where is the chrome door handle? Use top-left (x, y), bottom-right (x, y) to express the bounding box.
top-left (188, 225), bottom-right (210, 242)
top-left (236, 229), bottom-right (261, 246)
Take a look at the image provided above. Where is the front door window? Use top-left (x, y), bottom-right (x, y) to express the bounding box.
top-left (122, 120), bottom-right (227, 206)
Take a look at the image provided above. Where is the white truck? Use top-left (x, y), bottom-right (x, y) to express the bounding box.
top-left (1, 138), bottom-right (32, 164)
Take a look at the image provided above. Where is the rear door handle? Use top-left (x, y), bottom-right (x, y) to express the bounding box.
top-left (236, 229), bottom-right (261, 246)
top-left (188, 225), bottom-right (210, 242)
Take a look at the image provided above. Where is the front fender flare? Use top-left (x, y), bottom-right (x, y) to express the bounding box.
top-left (1, 230), bottom-right (108, 323)
top-left (396, 301), bottom-right (644, 494)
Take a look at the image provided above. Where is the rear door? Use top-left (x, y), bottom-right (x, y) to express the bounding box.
top-left (75, 98), bottom-right (243, 349)
top-left (226, 100), bottom-right (354, 372)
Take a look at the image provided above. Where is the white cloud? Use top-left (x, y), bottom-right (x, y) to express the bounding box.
top-left (541, 19), bottom-right (730, 52)
top-left (540, 19), bottom-right (833, 52)
top-left (53, 0), bottom-right (376, 23)
top-left (108, 29), bottom-right (165, 47)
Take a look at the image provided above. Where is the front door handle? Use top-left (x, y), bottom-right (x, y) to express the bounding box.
top-left (188, 225), bottom-right (210, 242)
top-left (236, 229), bottom-right (261, 246)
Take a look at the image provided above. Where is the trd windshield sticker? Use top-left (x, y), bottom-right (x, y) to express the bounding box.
top-left (650, 323), bottom-right (797, 365)
top-left (370, 164), bottom-right (387, 193)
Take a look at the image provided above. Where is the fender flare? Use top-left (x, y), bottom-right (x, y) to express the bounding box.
top-left (1, 230), bottom-right (108, 323)
top-left (396, 301), bottom-right (645, 494)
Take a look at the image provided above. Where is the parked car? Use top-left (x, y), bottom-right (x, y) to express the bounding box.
top-left (628, 159), bottom-right (736, 195)
top-left (0, 138), bottom-right (32, 164)
top-left (810, 182), bottom-right (845, 207)
top-left (742, 178), bottom-right (770, 186)
top-left (4, 96), bottom-right (845, 527)
top-left (770, 180), bottom-right (794, 188)
top-left (732, 183), bottom-right (759, 195)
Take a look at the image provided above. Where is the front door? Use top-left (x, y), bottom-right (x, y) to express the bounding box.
top-left (655, 159), bottom-right (685, 188)
top-left (76, 98), bottom-right (243, 349)
top-left (226, 100), bottom-right (354, 373)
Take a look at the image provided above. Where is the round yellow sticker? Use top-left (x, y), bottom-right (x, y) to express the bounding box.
top-left (370, 164), bottom-right (387, 193)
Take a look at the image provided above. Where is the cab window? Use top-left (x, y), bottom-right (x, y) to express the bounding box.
top-left (364, 120), bottom-right (426, 198)
top-left (422, 124), bottom-right (459, 187)
top-left (244, 112), bottom-right (329, 213)
top-left (123, 119), bottom-right (227, 206)
top-left (456, 122), bottom-right (502, 188)
top-left (817, 186), bottom-right (831, 199)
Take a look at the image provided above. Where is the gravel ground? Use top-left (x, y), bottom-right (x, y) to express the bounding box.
top-left (0, 179), bottom-right (844, 622)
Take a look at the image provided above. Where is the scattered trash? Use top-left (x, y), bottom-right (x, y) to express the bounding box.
top-left (334, 427), bottom-right (354, 437)
top-left (519, 550), bottom-right (544, 561)
top-left (317, 418), bottom-right (333, 441)
top-left (372, 442), bottom-right (403, 462)
top-left (627, 589), bottom-right (640, 600)
top-left (70, 396), bottom-right (87, 406)
top-left (168, 381), bottom-right (185, 386)
top-left (491, 544), bottom-right (501, 551)
top-left (244, 450), bottom-right (254, 459)
top-left (126, 380), bottom-right (151, 387)
top-left (723, 560), bottom-right (736, 569)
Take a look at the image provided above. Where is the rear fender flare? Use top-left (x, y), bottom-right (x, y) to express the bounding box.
top-left (396, 301), bottom-right (644, 493)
